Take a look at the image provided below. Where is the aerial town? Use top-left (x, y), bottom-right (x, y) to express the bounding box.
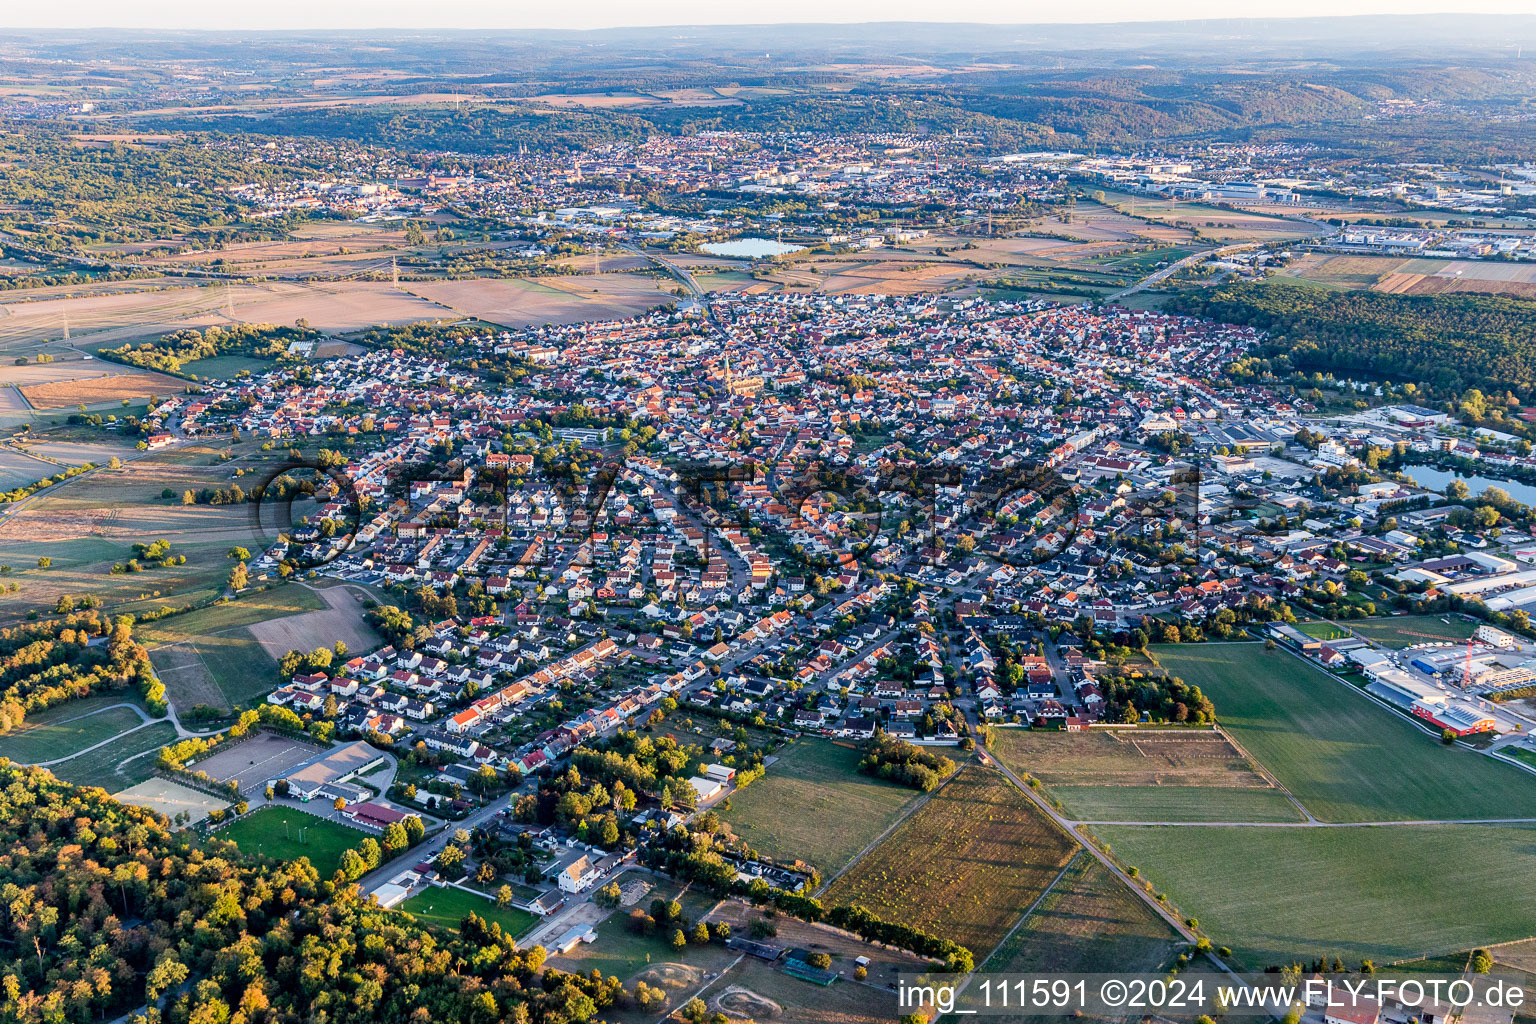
top-left (2, 14), bottom-right (1536, 1024)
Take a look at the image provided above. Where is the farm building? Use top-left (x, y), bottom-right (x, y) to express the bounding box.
top-left (272, 741), bottom-right (387, 802)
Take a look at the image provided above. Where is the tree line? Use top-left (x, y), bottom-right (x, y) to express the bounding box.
top-left (1169, 282), bottom-right (1536, 402)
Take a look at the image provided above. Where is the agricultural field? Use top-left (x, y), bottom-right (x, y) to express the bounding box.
top-left (1348, 615), bottom-right (1477, 649)
top-left (1035, 201), bottom-right (1196, 245)
top-left (821, 766), bottom-right (1078, 958)
top-left (0, 446), bottom-right (59, 490)
top-left (245, 584), bottom-right (379, 662)
top-left (1153, 644), bottom-right (1536, 822)
top-left (1272, 253), bottom-right (1408, 290)
top-left (214, 805), bottom-right (366, 877)
top-left (0, 443), bottom-right (300, 620)
top-left (398, 886), bottom-right (537, 940)
top-left (982, 854), bottom-right (1181, 977)
top-left (403, 273), bottom-right (673, 327)
top-left (46, 720), bottom-right (178, 790)
top-left (989, 727), bottom-right (1303, 823)
top-left (140, 584), bottom-right (330, 709)
top-left (0, 701), bottom-right (146, 763)
top-left (178, 354), bottom-right (275, 380)
top-left (1097, 192), bottom-right (1326, 242)
top-left (0, 278), bottom-right (458, 360)
top-left (19, 371), bottom-right (187, 410)
top-left (1272, 253), bottom-right (1536, 300)
top-left (1095, 823), bottom-right (1536, 969)
top-left (719, 738), bottom-right (923, 876)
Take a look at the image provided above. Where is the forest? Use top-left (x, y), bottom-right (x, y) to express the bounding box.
top-left (1169, 282), bottom-right (1536, 402)
top-left (110, 61), bottom-right (1536, 159)
top-left (0, 611), bottom-right (166, 733)
top-left (0, 130), bottom-right (313, 249)
top-left (105, 324), bottom-right (307, 378)
top-left (0, 762), bottom-right (660, 1024)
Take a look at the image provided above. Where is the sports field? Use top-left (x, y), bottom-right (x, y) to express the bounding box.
top-left (982, 854), bottom-right (1181, 976)
top-left (398, 886), bottom-right (536, 940)
top-left (215, 805), bottom-right (365, 877)
top-left (821, 766), bottom-right (1077, 958)
top-left (1096, 823), bottom-right (1536, 969)
top-left (1153, 644), bottom-right (1536, 822)
top-left (1297, 621), bottom-right (1350, 641)
top-left (989, 728), bottom-right (1304, 823)
top-left (720, 739), bottom-right (923, 875)
top-left (1347, 615), bottom-right (1477, 649)
top-left (188, 731), bottom-right (326, 794)
top-left (114, 777), bottom-right (229, 824)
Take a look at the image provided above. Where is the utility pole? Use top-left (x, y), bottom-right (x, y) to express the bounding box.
top-left (391, 254), bottom-right (399, 289)
top-left (225, 283), bottom-right (235, 318)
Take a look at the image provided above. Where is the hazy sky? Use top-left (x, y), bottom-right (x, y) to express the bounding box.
top-left (14, 0), bottom-right (1536, 31)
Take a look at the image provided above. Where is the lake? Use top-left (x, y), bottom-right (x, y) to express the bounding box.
top-left (702, 238), bottom-right (804, 258)
top-left (1401, 465), bottom-right (1536, 506)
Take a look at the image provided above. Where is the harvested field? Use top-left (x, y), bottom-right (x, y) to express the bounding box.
top-left (0, 360), bottom-right (126, 386)
top-left (0, 446), bottom-right (54, 489)
top-left (113, 777), bottom-right (229, 824)
top-left (991, 728), bottom-right (1263, 781)
top-left (0, 279), bottom-right (457, 356)
top-left (403, 274), bottom-right (671, 327)
top-left (822, 766), bottom-right (1078, 958)
top-left (989, 728), bottom-right (1303, 822)
top-left (20, 371), bottom-right (186, 409)
top-left (246, 584), bottom-right (379, 660)
top-left (1038, 201), bottom-right (1196, 244)
top-left (140, 585), bottom-right (331, 706)
top-left (150, 641), bottom-right (225, 712)
top-left (1098, 194), bottom-right (1325, 242)
top-left (188, 731), bottom-right (326, 794)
